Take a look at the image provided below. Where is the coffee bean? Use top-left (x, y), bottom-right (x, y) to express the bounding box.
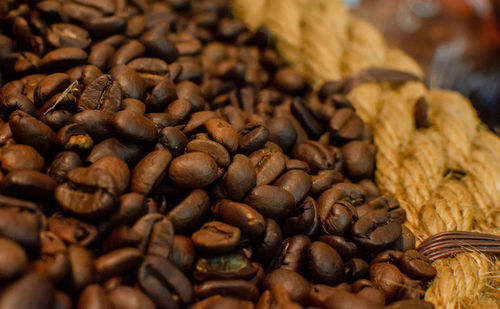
top-left (291, 97), bottom-right (324, 139)
top-left (168, 152), bottom-right (219, 188)
top-left (169, 235), bottom-right (196, 274)
top-left (273, 68), bottom-right (307, 96)
top-left (1, 169), bottom-right (57, 199)
top-left (110, 65), bottom-right (145, 100)
top-left (9, 110), bottom-right (57, 155)
top-left (77, 284), bottom-right (114, 309)
top-left (283, 196), bottom-right (320, 237)
top-left (41, 47), bottom-right (88, 70)
top-left (400, 250), bottom-right (436, 281)
top-left (91, 156), bottom-right (130, 195)
top-left (386, 300), bottom-right (435, 309)
top-left (157, 126), bottom-right (188, 156)
top-left (293, 140), bottom-right (343, 172)
top-left (55, 167), bottom-right (118, 219)
top-left (250, 148), bottom-right (286, 186)
top-left (112, 110), bottom-right (158, 143)
top-left (255, 219), bottom-right (282, 266)
top-left (244, 185), bottom-right (295, 219)
top-left (46, 24), bottom-right (91, 49)
top-left (108, 40), bottom-right (146, 67)
top-left (341, 140), bottom-right (375, 179)
top-left (94, 247), bottom-right (143, 281)
top-left (222, 154), bottom-right (256, 201)
top-left (166, 189), bottom-right (210, 234)
top-left (273, 169), bottom-right (312, 204)
top-left (29, 251), bottom-right (71, 283)
top-left (0, 273), bottom-right (55, 309)
top-left (356, 286), bottom-right (386, 306)
top-left (89, 44), bottom-right (116, 70)
top-left (344, 258), bottom-right (369, 282)
top-left (194, 253), bottom-right (258, 281)
top-left (195, 279), bottom-right (259, 301)
top-left (137, 255), bottom-right (193, 307)
top-left (212, 200), bottom-right (266, 239)
top-left (67, 244), bottom-right (95, 291)
top-left (108, 286), bottom-right (156, 309)
top-left (122, 98), bottom-right (146, 114)
top-left (48, 213), bottom-right (98, 246)
top-left (204, 118), bottom-right (239, 153)
top-left (318, 236), bottom-right (358, 261)
top-left (145, 77), bottom-right (177, 111)
top-left (87, 138), bottom-right (143, 165)
top-left (191, 295), bottom-right (254, 309)
top-left (131, 150), bottom-right (172, 195)
top-left (0, 237), bottom-right (27, 281)
top-left (186, 138), bottom-right (230, 167)
top-left (329, 108), bottom-right (365, 143)
top-left (145, 217), bottom-right (174, 258)
top-left (0, 144), bottom-right (44, 172)
top-left (71, 110), bottom-right (114, 138)
top-left (370, 262), bottom-right (408, 301)
top-left (192, 221), bottom-right (241, 254)
top-left (238, 123), bottom-right (269, 154)
top-left (352, 210), bottom-right (402, 251)
top-left (267, 116), bottom-right (298, 152)
top-left (56, 123), bottom-right (93, 152)
top-left (308, 241), bottom-right (344, 285)
top-left (165, 99), bottom-right (191, 126)
top-left (0, 94), bottom-right (36, 119)
top-left (263, 269), bottom-right (311, 304)
top-left (78, 74), bottom-right (121, 113)
top-left (84, 16), bottom-right (128, 37)
top-left (323, 289), bottom-right (383, 309)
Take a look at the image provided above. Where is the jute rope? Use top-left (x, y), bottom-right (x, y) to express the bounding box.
top-left (232, 0), bottom-right (500, 308)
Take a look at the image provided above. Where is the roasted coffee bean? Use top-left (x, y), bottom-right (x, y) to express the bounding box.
top-left (55, 167), bottom-right (118, 219)
top-left (138, 255), bottom-right (194, 308)
top-left (165, 99), bottom-right (191, 126)
top-left (78, 74), bottom-right (121, 113)
top-left (0, 94), bottom-right (36, 119)
top-left (77, 284), bottom-right (114, 309)
top-left (67, 244), bottom-right (95, 291)
top-left (56, 123), bottom-right (93, 152)
top-left (168, 152), bottom-right (219, 188)
top-left (0, 273), bottom-right (55, 309)
top-left (46, 23), bottom-right (91, 49)
top-left (1, 169), bottom-right (57, 199)
top-left (131, 149), bottom-right (172, 195)
top-left (94, 248), bottom-right (143, 281)
top-left (356, 287), bottom-right (386, 306)
top-left (145, 78), bottom-right (177, 111)
top-left (311, 170), bottom-right (345, 197)
top-left (291, 97), bottom-right (324, 139)
top-left (273, 68), bottom-right (307, 96)
top-left (273, 169), bottom-right (312, 204)
top-left (222, 154), bottom-right (256, 201)
top-left (386, 300), bottom-right (435, 309)
top-left (112, 110), bottom-right (158, 143)
top-left (84, 16), bottom-right (127, 37)
top-left (244, 185), bottom-right (295, 219)
top-left (344, 258), bottom-right (369, 282)
top-left (9, 110), bottom-right (57, 155)
top-left (323, 289), bottom-right (383, 309)
top-left (183, 111), bottom-right (218, 135)
top-left (192, 221), bottom-right (241, 254)
top-left (195, 279), bottom-right (259, 302)
top-left (89, 44), bottom-right (116, 71)
top-left (263, 268), bottom-right (311, 304)
top-left (370, 262), bottom-right (408, 301)
top-left (121, 98), bottom-right (146, 114)
top-left (110, 65), bottom-right (145, 100)
top-left (191, 295), bottom-right (254, 309)
top-left (0, 144), bottom-right (44, 172)
top-left (308, 241), bottom-right (344, 285)
top-left (400, 250), bottom-right (436, 281)
top-left (41, 47), bottom-right (88, 70)
top-left (255, 219), bottom-right (283, 265)
top-left (352, 209), bottom-right (402, 251)
top-left (48, 213), bottom-right (98, 246)
top-left (87, 138), bottom-right (144, 165)
top-left (256, 284), bottom-right (303, 309)
top-left (186, 138), bottom-right (231, 167)
top-left (267, 116), bottom-right (298, 152)
top-left (140, 28), bottom-right (179, 63)
top-left (238, 123), bottom-right (269, 154)
top-left (204, 118), bottom-right (239, 153)
top-left (28, 251), bottom-right (71, 283)
top-left (194, 253), bottom-right (258, 281)
top-left (145, 217), bottom-right (174, 258)
top-left (166, 189), bottom-right (210, 234)
top-left (71, 110), bottom-right (114, 138)
top-left (156, 126), bottom-right (187, 157)
top-left (108, 286), bottom-right (156, 309)
top-left (273, 235), bottom-right (311, 274)
top-left (341, 140), bottom-right (375, 179)
top-left (294, 141), bottom-right (343, 172)
top-left (414, 97), bottom-right (429, 129)
top-left (169, 235), bottom-right (196, 274)
top-left (329, 108), bottom-right (365, 143)
top-left (176, 81), bottom-right (206, 112)
top-left (108, 40), bottom-right (146, 67)
top-left (371, 250), bottom-right (404, 266)
top-left (250, 148), bottom-right (286, 186)
top-left (283, 196), bottom-right (320, 237)
top-left (212, 200), bottom-right (266, 239)
top-left (90, 156), bottom-right (130, 195)
top-left (0, 237), bottom-right (27, 281)
top-left (318, 236), bottom-right (358, 262)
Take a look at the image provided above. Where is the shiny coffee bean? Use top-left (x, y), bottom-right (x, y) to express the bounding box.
top-left (212, 200), bottom-right (266, 239)
top-left (400, 250), bottom-right (436, 281)
top-left (192, 221), bottom-right (241, 254)
top-left (195, 279), bottom-right (259, 302)
top-left (352, 210), bottom-right (402, 252)
top-left (0, 273), bottom-right (55, 309)
top-left (0, 237), bottom-right (28, 281)
top-left (308, 241), bottom-right (344, 285)
top-left (194, 253), bottom-right (258, 282)
top-left (131, 149), bottom-right (172, 195)
top-left (263, 268), bottom-right (311, 304)
top-left (166, 189), bottom-right (210, 234)
top-left (168, 152), bottom-right (219, 188)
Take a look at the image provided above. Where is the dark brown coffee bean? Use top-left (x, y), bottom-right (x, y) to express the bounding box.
top-left (293, 140), bottom-right (343, 172)
top-left (221, 154), bottom-right (256, 201)
top-left (370, 262), bottom-right (408, 301)
top-left (212, 200), bottom-right (266, 239)
top-left (196, 279), bottom-right (259, 302)
top-left (56, 123), bottom-right (93, 152)
top-left (273, 68), bottom-right (307, 96)
top-left (9, 110), bottom-right (57, 155)
top-left (145, 217), bottom-right (174, 258)
top-left (244, 185), bottom-right (295, 219)
top-left (284, 196), bottom-right (320, 237)
top-left (267, 116), bottom-right (298, 152)
top-left (291, 97), bottom-right (325, 139)
top-left (84, 15), bottom-right (127, 37)
top-left (344, 258), bottom-right (369, 282)
top-left (318, 81), bottom-right (344, 100)
top-left (108, 286), bottom-right (156, 309)
top-left (0, 273), bottom-right (54, 309)
top-left (168, 152), bottom-right (219, 188)
top-left (323, 289), bottom-right (383, 309)
top-left (29, 252), bottom-right (71, 283)
top-left (48, 213), bottom-right (97, 246)
top-left (169, 235), bottom-right (196, 274)
top-left (128, 57), bottom-right (169, 76)
top-left (108, 40), bottom-right (146, 67)
top-left (191, 295), bottom-right (254, 309)
top-left (249, 148), bottom-right (286, 186)
top-left (255, 219), bottom-right (282, 265)
top-left (308, 241), bottom-right (344, 285)
top-left (94, 247), bottom-right (143, 281)
top-left (238, 123), bottom-right (269, 154)
top-left (157, 126), bottom-right (188, 156)
top-left (186, 139), bottom-right (230, 168)
top-left (194, 253), bottom-right (258, 282)
top-left (55, 167), bottom-right (118, 219)
top-left (0, 94), bottom-right (36, 119)
top-left (110, 65), bottom-right (145, 100)
top-left (0, 144), bottom-right (44, 172)
top-left (68, 244), bottom-right (95, 291)
top-left (329, 108), bottom-right (365, 143)
top-left (145, 77), bottom-right (177, 111)
top-left (41, 47), bottom-right (88, 70)
top-left (1, 169), bottom-right (57, 199)
top-left (371, 250), bottom-right (404, 266)
top-left (273, 234), bottom-right (310, 274)
top-left (183, 111), bottom-right (218, 135)
top-left (176, 81), bottom-right (206, 112)
top-left (77, 284), bottom-right (114, 309)
top-left (400, 250), bottom-right (436, 281)
top-left (112, 110), bottom-right (158, 143)
top-left (263, 269), bottom-right (311, 304)
top-left (78, 74), bottom-right (121, 113)
top-left (71, 110), bottom-right (114, 138)
top-left (121, 98), bottom-right (146, 114)
top-left (90, 156), bottom-right (130, 195)
top-left (140, 29), bottom-right (179, 63)
top-left (46, 23), bottom-right (91, 49)
top-left (0, 237), bottom-right (27, 281)
top-left (165, 99), bottom-right (191, 126)
top-left (166, 189), bottom-right (210, 234)
top-left (192, 221), bottom-right (241, 254)
top-left (204, 118), bottom-right (239, 153)
top-left (54, 291), bottom-right (73, 309)
top-left (318, 236), bottom-right (358, 261)
top-left (352, 209), bottom-right (402, 251)
top-left (356, 287), bottom-right (386, 306)
top-left (341, 140), bottom-right (375, 179)
top-left (273, 169), bottom-right (312, 204)
top-left (89, 44), bottom-right (116, 70)
top-left (138, 255), bottom-right (194, 307)
top-left (87, 138), bottom-right (143, 165)
top-left (131, 149), bottom-right (172, 195)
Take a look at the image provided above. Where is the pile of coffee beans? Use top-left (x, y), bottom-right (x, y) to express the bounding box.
top-left (0, 0), bottom-right (437, 308)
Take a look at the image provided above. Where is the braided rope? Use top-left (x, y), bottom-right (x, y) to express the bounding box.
top-left (232, 0), bottom-right (500, 307)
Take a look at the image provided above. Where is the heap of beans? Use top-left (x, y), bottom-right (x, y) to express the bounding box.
top-left (0, 0), bottom-right (437, 308)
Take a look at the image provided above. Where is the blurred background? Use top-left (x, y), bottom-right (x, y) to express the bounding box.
top-left (345, 0), bottom-right (500, 133)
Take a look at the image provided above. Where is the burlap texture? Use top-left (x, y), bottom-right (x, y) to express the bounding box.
top-left (232, 0), bottom-right (500, 307)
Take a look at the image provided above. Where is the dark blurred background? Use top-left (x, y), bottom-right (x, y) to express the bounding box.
top-left (345, 0), bottom-right (500, 133)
